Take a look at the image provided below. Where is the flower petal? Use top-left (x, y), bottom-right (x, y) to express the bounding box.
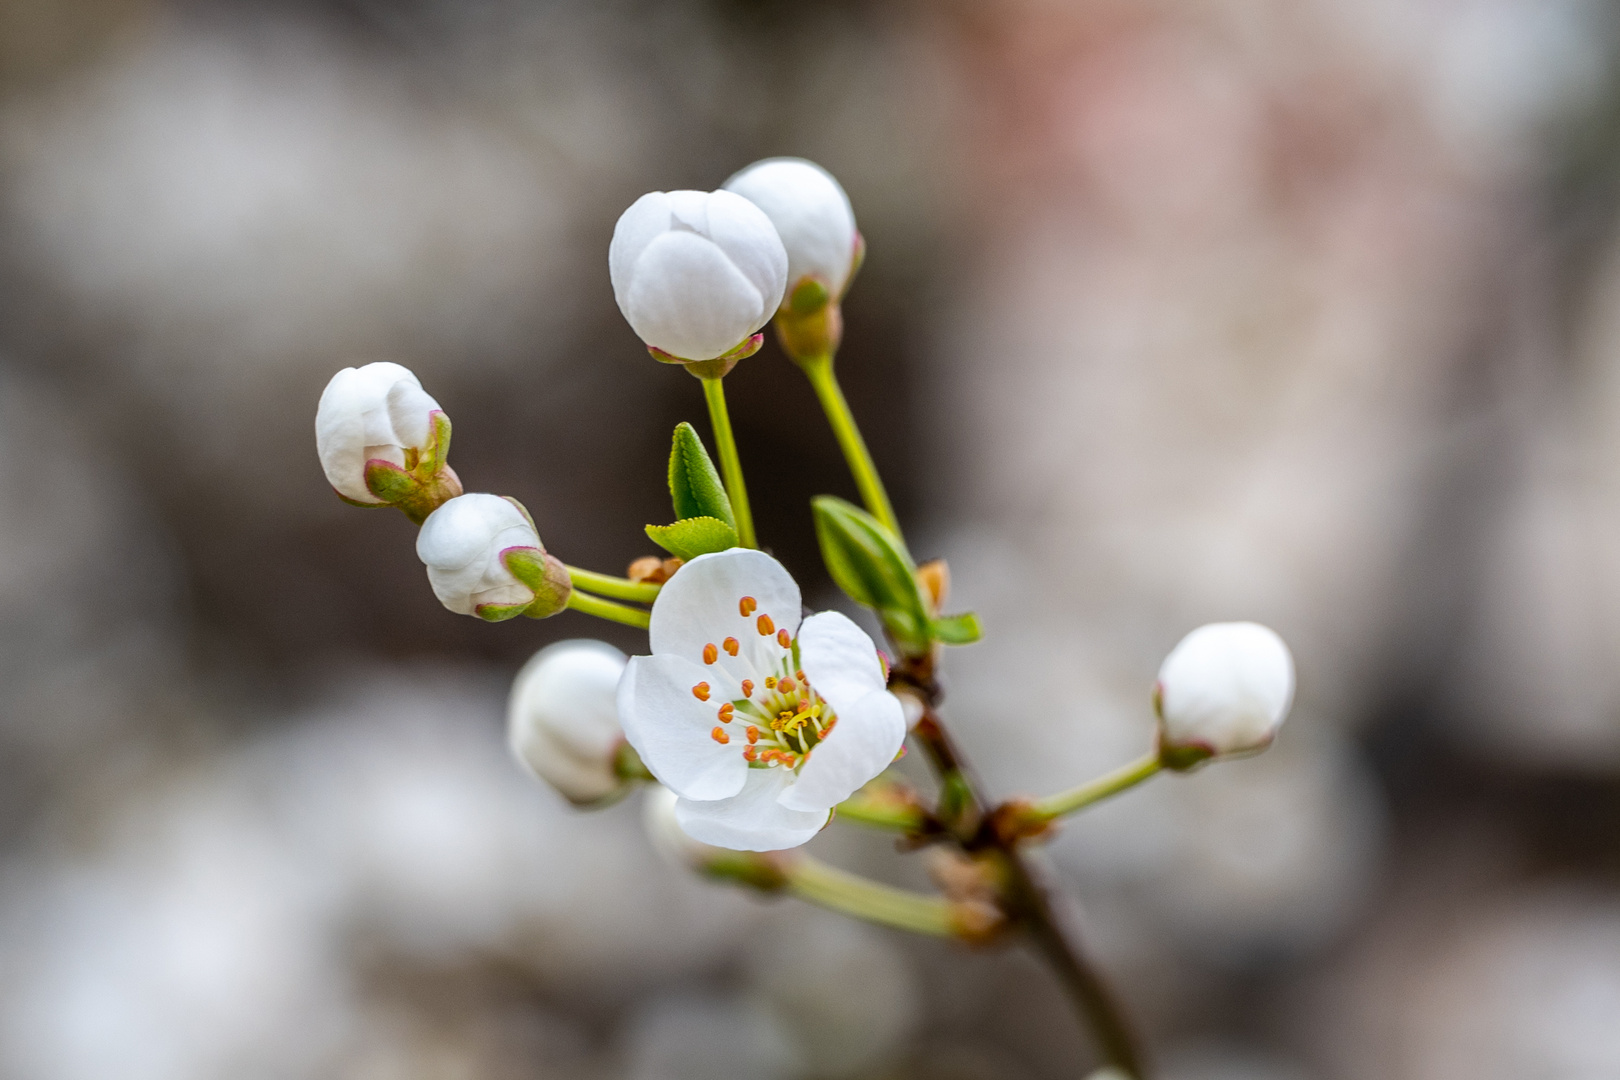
top-left (776, 688), bottom-right (904, 813)
top-left (723, 158), bottom-right (855, 301)
top-left (618, 654), bottom-right (748, 801)
top-left (703, 189), bottom-right (789, 317)
top-left (650, 549), bottom-right (801, 686)
top-left (608, 191), bottom-right (671, 311)
top-left (625, 230), bottom-right (765, 361)
top-left (796, 610), bottom-right (887, 711)
top-left (674, 768), bottom-right (830, 851)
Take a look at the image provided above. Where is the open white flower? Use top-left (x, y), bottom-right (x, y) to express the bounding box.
top-left (609, 190), bottom-right (788, 363)
top-left (724, 158), bottom-right (860, 304)
top-left (618, 548), bottom-right (905, 851)
top-left (509, 640), bottom-right (631, 805)
top-left (416, 493), bottom-right (568, 620)
top-left (315, 362), bottom-right (446, 505)
top-left (1155, 621), bottom-right (1295, 766)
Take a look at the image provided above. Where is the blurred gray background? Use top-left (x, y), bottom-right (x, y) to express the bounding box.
top-left (1, 0), bottom-right (1619, 1078)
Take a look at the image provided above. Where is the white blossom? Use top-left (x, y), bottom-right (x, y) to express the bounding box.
top-left (1156, 622), bottom-right (1295, 762)
top-left (415, 494), bottom-right (542, 617)
top-left (609, 190), bottom-right (787, 362)
top-left (315, 362), bottom-right (443, 505)
top-left (724, 158), bottom-right (860, 304)
top-left (508, 640), bottom-right (631, 805)
top-left (618, 549), bottom-right (905, 851)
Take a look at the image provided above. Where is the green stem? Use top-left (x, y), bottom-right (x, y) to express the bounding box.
top-left (564, 566), bottom-right (662, 604)
top-left (565, 590), bottom-right (651, 629)
top-left (798, 351), bottom-right (901, 539)
top-left (699, 375), bottom-right (756, 548)
top-left (783, 855), bottom-right (956, 937)
top-left (1028, 754), bottom-right (1163, 823)
top-left (835, 790), bottom-right (929, 832)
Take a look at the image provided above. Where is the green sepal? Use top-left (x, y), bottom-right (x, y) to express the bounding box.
top-left (1159, 743), bottom-right (1216, 772)
top-left (474, 600), bottom-right (530, 623)
top-left (789, 276), bottom-right (831, 316)
top-left (645, 516), bottom-right (739, 561)
top-left (930, 611), bottom-right (983, 646)
top-left (667, 422), bottom-right (735, 527)
top-left (363, 459), bottom-right (417, 503)
top-left (501, 547), bottom-right (572, 619)
top-left (425, 410), bottom-right (452, 474)
top-left (810, 496), bottom-right (932, 656)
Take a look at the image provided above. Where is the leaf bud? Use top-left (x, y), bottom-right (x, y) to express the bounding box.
top-left (415, 493), bottom-right (571, 621)
top-left (508, 640), bottom-right (638, 806)
top-left (609, 189), bottom-right (787, 368)
top-left (627, 555), bottom-right (682, 584)
top-left (1154, 622), bottom-right (1295, 769)
top-left (315, 362), bottom-right (461, 522)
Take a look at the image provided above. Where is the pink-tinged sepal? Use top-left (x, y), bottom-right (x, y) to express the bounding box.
top-left (500, 546), bottom-right (573, 619)
top-left (475, 600), bottom-right (531, 622)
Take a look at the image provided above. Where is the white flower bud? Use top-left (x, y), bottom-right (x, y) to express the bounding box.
top-left (416, 493), bottom-right (550, 618)
top-left (724, 158), bottom-right (859, 304)
top-left (315, 362), bottom-right (445, 505)
top-left (609, 189), bottom-right (788, 363)
top-left (508, 640), bottom-right (632, 805)
top-left (1155, 621), bottom-right (1295, 767)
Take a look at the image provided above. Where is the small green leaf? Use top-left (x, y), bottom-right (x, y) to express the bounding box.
top-left (645, 516), bottom-right (739, 561)
top-left (811, 496), bottom-right (932, 655)
top-left (668, 422), bottom-right (735, 527)
top-left (930, 612), bottom-right (983, 646)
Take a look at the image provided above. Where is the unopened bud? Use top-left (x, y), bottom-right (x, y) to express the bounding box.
top-left (509, 640), bottom-right (637, 806)
top-left (724, 158), bottom-right (862, 362)
top-left (916, 559), bottom-right (950, 616)
top-left (1155, 622), bottom-right (1294, 769)
top-left (608, 189), bottom-right (787, 368)
top-left (415, 493), bottom-right (571, 621)
top-left (315, 362), bottom-right (461, 522)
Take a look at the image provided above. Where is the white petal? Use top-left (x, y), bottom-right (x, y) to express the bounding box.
top-left (650, 549), bottom-right (801, 685)
top-left (1157, 622), bottom-right (1295, 756)
top-left (618, 654), bottom-right (748, 801)
top-left (417, 494), bottom-right (539, 615)
top-left (384, 376), bottom-right (439, 451)
top-left (674, 769), bottom-right (830, 851)
top-left (703, 189), bottom-right (789, 317)
top-left (665, 189), bottom-right (712, 232)
top-left (315, 362), bottom-right (423, 503)
top-left (724, 158), bottom-right (856, 301)
top-left (797, 610), bottom-right (887, 711)
top-left (608, 191), bottom-right (672, 311)
top-left (624, 230), bottom-right (764, 360)
top-left (777, 689), bottom-right (904, 813)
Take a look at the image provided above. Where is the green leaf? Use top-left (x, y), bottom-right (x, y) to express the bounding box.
top-left (668, 422), bottom-right (735, 527)
top-left (811, 496), bottom-right (932, 655)
top-left (645, 516), bottom-right (739, 561)
top-left (930, 612), bottom-right (983, 646)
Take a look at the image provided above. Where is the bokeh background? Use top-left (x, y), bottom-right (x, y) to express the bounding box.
top-left (2, 0), bottom-right (1619, 1077)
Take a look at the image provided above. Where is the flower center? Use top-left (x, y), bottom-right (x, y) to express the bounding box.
top-left (692, 594), bottom-right (840, 772)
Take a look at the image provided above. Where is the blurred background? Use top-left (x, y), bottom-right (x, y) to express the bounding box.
top-left (1, 0), bottom-right (1619, 1077)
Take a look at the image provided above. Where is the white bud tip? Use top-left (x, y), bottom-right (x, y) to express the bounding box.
top-left (723, 158), bottom-right (859, 305)
top-left (508, 640), bottom-right (630, 805)
top-left (1155, 621), bottom-right (1294, 760)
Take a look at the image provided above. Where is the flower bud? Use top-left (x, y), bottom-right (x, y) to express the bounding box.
top-left (415, 493), bottom-right (571, 621)
top-left (508, 640), bottom-right (635, 805)
top-left (723, 158), bottom-right (860, 306)
top-left (723, 158), bottom-right (863, 360)
top-left (608, 189), bottom-right (788, 369)
top-left (315, 362), bottom-right (461, 522)
top-left (1155, 622), bottom-right (1295, 769)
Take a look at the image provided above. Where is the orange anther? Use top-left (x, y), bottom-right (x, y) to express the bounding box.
top-left (777, 629), bottom-right (791, 648)
top-left (723, 637), bottom-right (739, 656)
top-left (741, 679), bottom-right (754, 697)
top-left (796, 700), bottom-right (810, 713)
top-left (702, 643), bottom-right (718, 664)
top-left (743, 746), bottom-right (757, 761)
top-left (757, 613), bottom-right (774, 636)
top-left (692, 682), bottom-right (711, 701)
top-left (718, 703), bottom-right (735, 721)
top-left (711, 726), bottom-right (730, 745)
top-left (746, 726), bottom-right (759, 744)
top-left (796, 670), bottom-right (806, 683)
top-left (739, 596), bottom-right (757, 616)
top-left (778, 676), bottom-right (796, 693)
